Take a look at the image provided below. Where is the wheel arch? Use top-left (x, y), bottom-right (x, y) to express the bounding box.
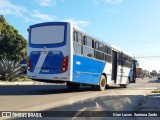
top-left (101, 73), bottom-right (107, 82)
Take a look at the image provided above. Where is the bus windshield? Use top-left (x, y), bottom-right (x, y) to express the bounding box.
top-left (30, 25), bottom-right (65, 44)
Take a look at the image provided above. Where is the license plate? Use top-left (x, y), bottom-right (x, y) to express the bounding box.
top-left (42, 70), bottom-right (49, 72)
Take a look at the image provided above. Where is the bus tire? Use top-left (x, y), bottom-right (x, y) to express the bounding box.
top-left (66, 82), bottom-right (80, 91)
top-left (97, 75), bottom-right (106, 91)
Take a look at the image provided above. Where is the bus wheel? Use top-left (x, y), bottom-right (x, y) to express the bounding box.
top-left (66, 82), bottom-right (80, 91)
top-left (97, 75), bottom-right (106, 91)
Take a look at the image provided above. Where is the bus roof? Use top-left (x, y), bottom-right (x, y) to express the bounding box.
top-left (72, 22), bottom-right (134, 58)
top-left (111, 45), bottom-right (133, 57)
top-left (30, 21), bottom-right (135, 59)
top-left (73, 25), bottom-right (111, 47)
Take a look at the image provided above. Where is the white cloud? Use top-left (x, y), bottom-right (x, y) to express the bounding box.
top-left (64, 19), bottom-right (90, 27)
top-left (0, 0), bottom-right (55, 23)
top-left (0, 0), bottom-right (90, 28)
top-left (23, 16), bottom-right (39, 23)
top-left (0, 0), bottom-right (27, 16)
top-left (105, 0), bottom-right (123, 4)
top-left (34, 0), bottom-right (56, 7)
top-left (30, 10), bottom-right (56, 22)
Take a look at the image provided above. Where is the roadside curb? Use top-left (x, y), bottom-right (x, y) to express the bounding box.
top-left (0, 81), bottom-right (35, 85)
top-left (0, 81), bottom-right (61, 85)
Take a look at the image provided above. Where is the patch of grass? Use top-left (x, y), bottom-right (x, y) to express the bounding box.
top-left (151, 89), bottom-right (160, 93)
top-left (17, 75), bottom-right (32, 82)
top-left (0, 75), bottom-right (31, 82)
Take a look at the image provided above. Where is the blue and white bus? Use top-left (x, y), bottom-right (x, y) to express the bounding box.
top-left (27, 22), bottom-right (137, 91)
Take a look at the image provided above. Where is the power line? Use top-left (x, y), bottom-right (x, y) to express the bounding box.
top-left (112, 41), bottom-right (160, 46)
top-left (112, 40), bottom-right (160, 45)
top-left (135, 56), bottom-right (160, 58)
top-left (133, 52), bottom-right (160, 55)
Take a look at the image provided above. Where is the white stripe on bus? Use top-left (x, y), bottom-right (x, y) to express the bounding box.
top-left (34, 51), bottom-right (48, 73)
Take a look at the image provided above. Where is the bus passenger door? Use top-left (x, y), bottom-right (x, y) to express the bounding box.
top-left (111, 50), bottom-right (118, 83)
top-left (131, 60), bottom-right (137, 83)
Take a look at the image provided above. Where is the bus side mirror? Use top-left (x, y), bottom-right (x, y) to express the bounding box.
top-left (27, 28), bottom-right (29, 33)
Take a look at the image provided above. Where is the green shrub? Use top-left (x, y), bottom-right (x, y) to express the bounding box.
top-left (0, 59), bottom-right (24, 81)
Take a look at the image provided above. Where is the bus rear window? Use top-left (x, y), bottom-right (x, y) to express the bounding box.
top-left (30, 25), bottom-right (65, 44)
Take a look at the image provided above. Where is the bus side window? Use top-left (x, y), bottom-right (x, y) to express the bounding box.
top-left (104, 46), bottom-right (111, 62)
top-left (83, 46), bottom-right (94, 58)
top-left (99, 43), bottom-right (104, 52)
top-left (92, 40), bottom-right (94, 48)
top-left (83, 36), bottom-right (87, 45)
top-left (74, 31), bottom-right (77, 42)
top-left (108, 47), bottom-right (111, 55)
top-left (86, 37), bottom-right (92, 48)
top-left (105, 46), bottom-right (108, 54)
top-left (95, 50), bottom-right (104, 60)
top-left (73, 42), bottom-right (82, 55)
top-left (104, 54), bottom-right (111, 62)
top-left (82, 36), bottom-right (94, 58)
top-left (119, 52), bottom-right (123, 59)
top-left (95, 42), bottom-right (99, 50)
top-left (77, 32), bottom-right (82, 44)
top-left (95, 42), bottom-right (104, 60)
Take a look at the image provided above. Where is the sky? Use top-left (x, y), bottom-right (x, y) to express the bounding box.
top-left (0, 0), bottom-right (160, 72)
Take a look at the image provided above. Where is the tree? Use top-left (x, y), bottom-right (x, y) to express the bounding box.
top-left (150, 70), bottom-right (157, 77)
top-left (0, 15), bottom-right (27, 62)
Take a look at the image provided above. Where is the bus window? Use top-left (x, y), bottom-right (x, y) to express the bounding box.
top-left (92, 40), bottom-right (94, 48)
top-left (77, 32), bottom-right (82, 44)
top-left (119, 52), bottom-right (123, 59)
top-left (83, 46), bottom-right (94, 58)
top-left (74, 31), bottom-right (77, 41)
top-left (104, 54), bottom-right (111, 62)
top-left (95, 42), bottom-right (99, 50)
top-left (95, 50), bottom-right (104, 60)
top-left (99, 43), bottom-right (104, 52)
top-left (74, 42), bottom-right (82, 55)
top-left (83, 36), bottom-right (87, 45)
top-left (86, 37), bottom-right (92, 48)
top-left (108, 47), bottom-right (111, 55)
top-left (30, 25), bottom-right (65, 44)
top-left (105, 46), bottom-right (108, 53)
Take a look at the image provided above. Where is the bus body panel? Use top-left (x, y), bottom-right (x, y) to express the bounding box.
top-left (72, 54), bottom-right (130, 85)
top-left (29, 50), bottom-right (64, 74)
top-left (27, 22), bottom-right (71, 82)
top-left (116, 66), bottom-right (130, 84)
top-left (102, 63), bottom-right (112, 84)
top-left (72, 55), bottom-right (106, 85)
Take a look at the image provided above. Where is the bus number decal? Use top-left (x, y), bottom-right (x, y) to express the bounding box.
top-left (76, 61), bottom-right (81, 65)
top-left (53, 50), bottom-right (60, 54)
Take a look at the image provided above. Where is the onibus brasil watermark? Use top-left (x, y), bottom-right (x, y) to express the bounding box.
top-left (1, 111), bottom-right (160, 117)
top-left (1, 112), bottom-right (42, 118)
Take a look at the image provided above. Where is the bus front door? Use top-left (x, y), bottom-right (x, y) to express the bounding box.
top-left (132, 60), bottom-right (137, 83)
top-left (111, 50), bottom-right (118, 83)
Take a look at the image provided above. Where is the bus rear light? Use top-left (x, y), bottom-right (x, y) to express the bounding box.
top-left (61, 56), bottom-right (68, 73)
top-left (27, 57), bottom-right (32, 72)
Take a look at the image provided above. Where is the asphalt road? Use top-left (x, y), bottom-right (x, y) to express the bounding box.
top-left (0, 78), bottom-right (160, 111)
top-left (0, 78), bottom-right (159, 113)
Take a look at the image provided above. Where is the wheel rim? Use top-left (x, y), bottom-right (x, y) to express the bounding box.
top-left (101, 79), bottom-right (106, 87)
